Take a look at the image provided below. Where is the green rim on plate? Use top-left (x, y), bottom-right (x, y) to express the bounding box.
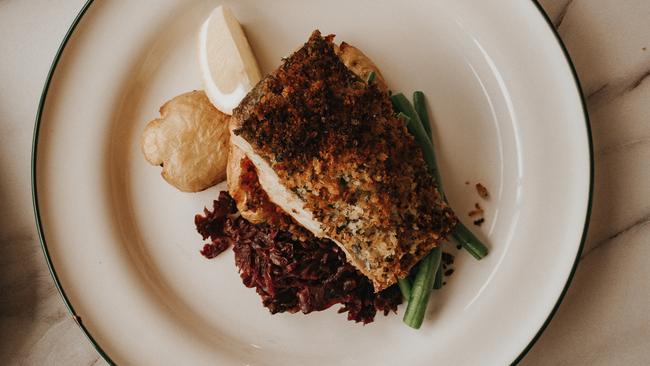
top-left (511, 0), bottom-right (594, 363)
top-left (31, 1), bottom-right (593, 364)
top-left (29, 0), bottom-right (116, 365)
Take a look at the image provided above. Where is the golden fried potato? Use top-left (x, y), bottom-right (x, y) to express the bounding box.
top-left (335, 42), bottom-right (388, 91)
top-left (141, 90), bottom-right (230, 192)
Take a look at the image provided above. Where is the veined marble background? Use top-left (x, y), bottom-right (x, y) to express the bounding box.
top-left (1, 0), bottom-right (648, 364)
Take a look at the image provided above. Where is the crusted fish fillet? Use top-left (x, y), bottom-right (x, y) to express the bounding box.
top-left (230, 30), bottom-right (457, 291)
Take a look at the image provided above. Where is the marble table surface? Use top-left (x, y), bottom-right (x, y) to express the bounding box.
top-left (1, 0), bottom-right (649, 364)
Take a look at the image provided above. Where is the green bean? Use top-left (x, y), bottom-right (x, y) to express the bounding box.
top-left (398, 278), bottom-right (412, 300)
top-left (394, 91), bottom-right (489, 328)
top-left (391, 93), bottom-right (425, 138)
top-left (453, 223), bottom-right (488, 260)
top-left (413, 91), bottom-right (432, 136)
top-left (403, 248), bottom-right (442, 329)
top-left (433, 264), bottom-right (443, 289)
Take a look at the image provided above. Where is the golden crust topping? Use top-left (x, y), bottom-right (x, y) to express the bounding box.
top-left (233, 31), bottom-right (456, 290)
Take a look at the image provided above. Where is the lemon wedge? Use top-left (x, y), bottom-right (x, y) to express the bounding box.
top-left (198, 6), bottom-right (261, 115)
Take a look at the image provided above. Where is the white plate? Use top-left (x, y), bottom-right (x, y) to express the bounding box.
top-left (33, 0), bottom-right (592, 365)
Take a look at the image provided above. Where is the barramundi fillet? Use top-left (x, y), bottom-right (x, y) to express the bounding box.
top-left (230, 30), bottom-right (457, 291)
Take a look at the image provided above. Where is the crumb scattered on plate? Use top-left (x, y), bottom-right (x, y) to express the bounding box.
top-left (476, 182), bottom-right (489, 199)
top-left (468, 203), bottom-right (484, 217)
top-left (469, 203), bottom-right (485, 226)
